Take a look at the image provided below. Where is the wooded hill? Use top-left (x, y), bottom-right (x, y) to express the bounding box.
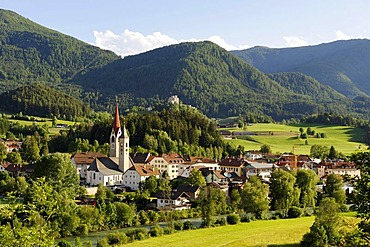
top-left (0, 83), bottom-right (90, 120)
top-left (1, 9), bottom-right (370, 120)
top-left (232, 40), bottom-right (370, 99)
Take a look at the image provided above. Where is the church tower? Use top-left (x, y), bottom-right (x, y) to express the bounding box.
top-left (109, 103), bottom-right (122, 157)
top-left (119, 125), bottom-right (130, 173)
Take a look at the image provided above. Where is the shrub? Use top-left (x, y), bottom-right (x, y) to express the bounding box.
top-left (96, 238), bottom-right (109, 247)
top-left (304, 207), bottom-right (314, 216)
top-left (163, 226), bottom-right (174, 235)
top-left (339, 204), bottom-right (349, 212)
top-left (214, 217), bottom-right (227, 226)
top-left (57, 241), bottom-right (72, 247)
top-left (174, 222), bottom-right (183, 231)
top-left (240, 213), bottom-right (255, 222)
top-left (183, 220), bottom-right (194, 230)
top-left (149, 225), bottom-right (164, 237)
top-left (287, 206), bottom-right (302, 218)
top-left (107, 232), bottom-right (127, 245)
top-left (76, 224), bottom-right (89, 236)
top-left (126, 228), bottom-right (148, 241)
top-left (226, 214), bottom-right (240, 225)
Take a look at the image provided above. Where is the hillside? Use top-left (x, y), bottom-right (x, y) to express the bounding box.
top-left (232, 39), bottom-right (370, 98)
top-left (0, 83), bottom-right (90, 119)
top-left (0, 9), bottom-right (370, 120)
top-left (71, 41), bottom-right (355, 119)
top-left (0, 9), bottom-right (119, 93)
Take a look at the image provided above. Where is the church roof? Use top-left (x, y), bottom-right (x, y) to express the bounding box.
top-left (113, 103), bottom-right (121, 136)
top-left (88, 157), bottom-right (123, 175)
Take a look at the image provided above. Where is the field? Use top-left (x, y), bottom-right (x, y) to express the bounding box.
top-left (223, 123), bottom-right (368, 155)
top-left (124, 217), bottom-right (314, 247)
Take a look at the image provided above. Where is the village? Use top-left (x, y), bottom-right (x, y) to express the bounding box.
top-left (0, 103), bottom-right (359, 213)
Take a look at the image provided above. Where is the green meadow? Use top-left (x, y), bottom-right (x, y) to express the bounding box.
top-left (223, 123), bottom-right (368, 155)
top-left (124, 217), bottom-right (314, 247)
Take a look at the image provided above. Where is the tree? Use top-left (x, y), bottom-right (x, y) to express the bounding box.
top-left (5, 151), bottom-right (22, 164)
top-left (0, 142), bottom-right (6, 162)
top-left (33, 153), bottom-right (80, 198)
top-left (198, 187), bottom-right (227, 227)
top-left (229, 189), bottom-right (241, 212)
top-left (185, 169), bottom-right (206, 187)
top-left (351, 152), bottom-right (370, 242)
top-left (325, 174), bottom-right (346, 205)
top-left (240, 175), bottom-right (270, 218)
top-left (260, 144), bottom-right (271, 154)
top-left (301, 198), bottom-right (341, 246)
top-left (270, 169), bottom-right (299, 217)
top-left (22, 135), bottom-right (40, 162)
top-left (296, 169), bottom-right (318, 208)
top-left (328, 145), bottom-right (337, 160)
top-left (310, 144), bottom-right (329, 159)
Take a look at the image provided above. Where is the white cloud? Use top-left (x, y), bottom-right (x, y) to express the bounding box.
top-left (335, 30), bottom-right (352, 40)
top-left (283, 36), bottom-right (309, 47)
top-left (93, 29), bottom-right (249, 57)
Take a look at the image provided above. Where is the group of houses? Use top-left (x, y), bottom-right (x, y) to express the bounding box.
top-left (0, 105), bottom-right (361, 210)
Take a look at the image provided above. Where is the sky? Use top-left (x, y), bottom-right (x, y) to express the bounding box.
top-left (0, 0), bottom-right (369, 57)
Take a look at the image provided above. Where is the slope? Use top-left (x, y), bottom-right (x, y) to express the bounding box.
top-left (232, 39), bottom-right (370, 98)
top-left (71, 41), bottom-right (343, 119)
top-left (0, 9), bottom-right (119, 93)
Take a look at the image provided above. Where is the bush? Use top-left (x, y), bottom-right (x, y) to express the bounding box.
top-left (339, 204), bottom-right (349, 212)
top-left (76, 224), bottom-right (89, 236)
top-left (57, 241), bottom-right (72, 247)
top-left (287, 206), bottom-right (302, 218)
top-left (304, 207), bottom-right (314, 216)
top-left (149, 225), bottom-right (164, 237)
top-left (163, 226), bottom-right (174, 235)
top-left (240, 213), bottom-right (255, 222)
top-left (107, 232), bottom-right (127, 245)
top-left (183, 220), bottom-right (194, 230)
top-left (214, 217), bottom-right (227, 226)
top-left (126, 228), bottom-right (148, 241)
top-left (174, 222), bottom-right (183, 231)
top-left (96, 238), bottom-right (109, 247)
top-left (226, 214), bottom-right (240, 225)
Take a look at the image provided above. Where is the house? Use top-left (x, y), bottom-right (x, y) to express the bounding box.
top-left (179, 162), bottom-right (220, 178)
top-left (130, 152), bottom-right (151, 165)
top-left (123, 164), bottom-right (160, 191)
top-left (219, 157), bottom-right (248, 177)
top-left (315, 161), bottom-right (360, 179)
top-left (277, 154), bottom-right (313, 170)
top-left (0, 139), bottom-right (22, 152)
top-left (86, 157), bottom-right (125, 186)
top-left (156, 190), bottom-right (191, 210)
top-left (168, 95), bottom-right (180, 104)
top-left (176, 184), bottom-right (202, 200)
top-left (4, 163), bottom-right (34, 177)
top-left (200, 168), bottom-right (227, 184)
top-left (245, 150), bottom-right (263, 160)
top-left (0, 162), bottom-right (9, 172)
top-left (245, 161), bottom-right (278, 182)
top-left (72, 152), bottom-right (106, 179)
top-left (148, 153), bottom-right (185, 179)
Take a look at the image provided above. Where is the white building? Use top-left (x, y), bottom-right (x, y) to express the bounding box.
top-left (123, 164), bottom-right (160, 191)
top-left (245, 161), bottom-right (279, 182)
top-left (72, 152), bottom-right (106, 179)
top-left (148, 153), bottom-right (185, 179)
top-left (156, 191), bottom-right (191, 210)
top-left (86, 157), bottom-right (124, 186)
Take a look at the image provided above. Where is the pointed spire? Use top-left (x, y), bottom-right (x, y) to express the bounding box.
top-left (123, 125), bottom-right (129, 138)
top-left (113, 102), bottom-right (121, 136)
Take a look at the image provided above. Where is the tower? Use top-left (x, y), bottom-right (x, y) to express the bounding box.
top-left (109, 103), bottom-right (122, 157)
top-left (119, 125), bottom-right (130, 173)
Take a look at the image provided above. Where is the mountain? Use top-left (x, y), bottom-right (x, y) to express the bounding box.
top-left (0, 9), bottom-right (119, 93)
top-left (232, 39), bottom-right (370, 98)
top-left (0, 83), bottom-right (91, 119)
top-left (0, 9), bottom-right (368, 120)
top-left (71, 41), bottom-right (354, 119)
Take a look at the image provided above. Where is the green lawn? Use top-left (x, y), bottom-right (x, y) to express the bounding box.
top-left (224, 123), bottom-right (368, 155)
top-left (124, 217), bottom-right (314, 247)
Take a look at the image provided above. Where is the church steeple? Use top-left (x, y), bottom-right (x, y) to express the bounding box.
top-left (110, 103), bottom-right (122, 157)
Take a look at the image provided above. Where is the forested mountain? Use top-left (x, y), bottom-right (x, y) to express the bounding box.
top-left (71, 41), bottom-right (357, 119)
top-left (1, 9), bottom-right (370, 120)
top-left (232, 40), bottom-right (370, 98)
top-left (0, 83), bottom-right (90, 119)
top-left (0, 9), bottom-right (119, 93)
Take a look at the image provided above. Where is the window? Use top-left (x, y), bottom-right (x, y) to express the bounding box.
top-left (111, 136), bottom-right (114, 143)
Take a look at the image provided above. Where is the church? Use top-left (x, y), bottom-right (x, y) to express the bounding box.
top-left (85, 104), bottom-right (134, 186)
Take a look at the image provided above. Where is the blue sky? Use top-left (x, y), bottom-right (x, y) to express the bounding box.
top-left (0, 0), bottom-right (369, 57)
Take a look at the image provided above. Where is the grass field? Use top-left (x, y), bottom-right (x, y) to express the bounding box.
top-left (124, 217), bottom-right (314, 247)
top-left (224, 123), bottom-right (368, 155)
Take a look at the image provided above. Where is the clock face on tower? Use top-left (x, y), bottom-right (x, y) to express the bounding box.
top-left (111, 143), bottom-right (115, 149)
